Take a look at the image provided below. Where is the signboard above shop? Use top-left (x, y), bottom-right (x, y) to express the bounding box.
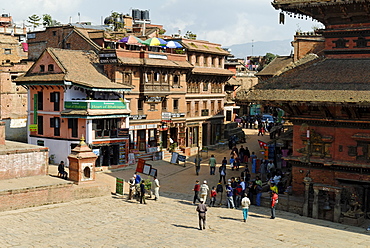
top-left (99, 52), bottom-right (118, 64)
top-left (145, 96), bottom-right (163, 103)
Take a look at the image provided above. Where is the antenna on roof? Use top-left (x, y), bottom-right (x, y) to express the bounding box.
top-left (252, 39), bottom-right (254, 57)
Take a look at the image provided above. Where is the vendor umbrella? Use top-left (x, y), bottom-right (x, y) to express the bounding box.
top-left (119, 35), bottom-right (143, 45)
top-left (142, 37), bottom-right (167, 46)
top-left (165, 40), bottom-right (182, 48)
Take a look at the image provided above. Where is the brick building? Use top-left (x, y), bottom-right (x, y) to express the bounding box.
top-left (15, 48), bottom-right (131, 168)
top-left (25, 23), bottom-right (234, 158)
top-left (0, 15), bottom-right (31, 142)
top-left (177, 38), bottom-right (233, 154)
top-left (240, 0), bottom-right (370, 225)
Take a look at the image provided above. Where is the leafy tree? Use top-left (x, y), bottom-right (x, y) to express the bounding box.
top-left (184, 31), bottom-right (197, 40)
top-left (265, 53), bottom-right (278, 65)
top-left (42, 14), bottom-right (52, 27)
top-left (110, 12), bottom-right (124, 31)
top-left (42, 14), bottom-right (61, 27)
top-left (27, 14), bottom-right (41, 29)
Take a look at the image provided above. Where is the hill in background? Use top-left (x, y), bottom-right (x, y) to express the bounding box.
top-left (227, 39), bottom-right (293, 59)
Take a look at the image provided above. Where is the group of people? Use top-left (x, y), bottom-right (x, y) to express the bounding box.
top-left (128, 172), bottom-right (160, 204)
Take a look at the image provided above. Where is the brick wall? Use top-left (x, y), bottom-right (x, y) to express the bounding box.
top-left (0, 182), bottom-right (111, 211)
top-left (292, 165), bottom-right (370, 195)
top-left (0, 146), bottom-right (49, 180)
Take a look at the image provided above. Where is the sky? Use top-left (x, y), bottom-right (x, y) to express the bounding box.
top-left (2, 0), bottom-right (323, 47)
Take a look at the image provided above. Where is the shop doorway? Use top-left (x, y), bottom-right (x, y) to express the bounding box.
top-left (137, 130), bottom-right (146, 151)
top-left (202, 123), bottom-right (208, 146)
top-left (95, 145), bottom-right (119, 167)
top-left (170, 127), bottom-right (178, 144)
top-left (161, 131), bottom-right (168, 149)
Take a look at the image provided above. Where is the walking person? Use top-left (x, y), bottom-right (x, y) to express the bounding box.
top-left (140, 180), bottom-right (146, 204)
top-left (226, 182), bottom-right (235, 209)
top-left (196, 200), bottom-right (208, 230)
top-left (239, 145), bottom-right (246, 163)
top-left (128, 176), bottom-right (136, 200)
top-left (219, 164), bottom-right (227, 184)
top-left (192, 180), bottom-right (201, 204)
top-left (270, 191), bottom-right (279, 219)
top-left (194, 155), bottom-right (202, 175)
top-left (234, 182), bottom-right (243, 208)
top-left (209, 186), bottom-right (217, 207)
top-left (241, 193), bottom-right (251, 222)
top-left (153, 176), bottom-right (160, 201)
top-left (255, 176), bottom-right (263, 206)
top-left (216, 180), bottom-right (224, 205)
top-left (200, 180), bottom-right (209, 203)
top-left (209, 154), bottom-right (217, 175)
top-left (134, 172), bottom-right (142, 199)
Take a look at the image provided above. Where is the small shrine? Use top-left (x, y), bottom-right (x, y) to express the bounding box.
top-left (68, 136), bottom-right (98, 184)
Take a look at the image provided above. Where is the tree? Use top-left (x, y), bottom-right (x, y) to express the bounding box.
top-left (42, 14), bottom-right (52, 27)
top-left (27, 14), bottom-right (41, 29)
top-left (265, 53), bottom-right (278, 65)
top-left (109, 12), bottom-right (124, 31)
top-left (184, 31), bottom-right (197, 40)
top-left (42, 14), bottom-right (61, 27)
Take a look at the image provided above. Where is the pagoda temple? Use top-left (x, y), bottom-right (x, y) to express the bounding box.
top-left (240, 0), bottom-right (370, 225)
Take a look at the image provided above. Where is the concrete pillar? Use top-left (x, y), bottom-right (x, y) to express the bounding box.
top-left (303, 177), bottom-right (312, 217)
top-left (312, 188), bottom-right (319, 219)
top-left (333, 189), bottom-right (342, 223)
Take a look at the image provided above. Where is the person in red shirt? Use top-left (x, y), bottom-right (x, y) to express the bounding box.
top-left (270, 191), bottom-right (279, 219)
top-left (209, 186), bottom-right (217, 207)
top-left (193, 180), bottom-right (201, 204)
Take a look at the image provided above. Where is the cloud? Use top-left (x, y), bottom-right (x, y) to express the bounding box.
top-left (4, 0), bottom-right (84, 24)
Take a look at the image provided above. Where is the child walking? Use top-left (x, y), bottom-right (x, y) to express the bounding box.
top-left (210, 186), bottom-right (217, 207)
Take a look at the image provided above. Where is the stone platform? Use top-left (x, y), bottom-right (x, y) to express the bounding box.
top-left (0, 165), bottom-right (111, 211)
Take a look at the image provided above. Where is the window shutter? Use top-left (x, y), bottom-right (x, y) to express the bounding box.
top-left (68, 118), bottom-right (73, 129)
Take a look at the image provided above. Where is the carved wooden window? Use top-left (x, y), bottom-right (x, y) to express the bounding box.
top-left (203, 82), bottom-right (209, 91)
top-left (347, 146), bottom-right (357, 157)
top-left (122, 72), bottom-right (132, 85)
top-left (355, 37), bottom-right (368, 48)
top-left (355, 37), bottom-right (367, 47)
top-left (354, 142), bottom-right (370, 161)
top-left (162, 99), bottom-right (167, 111)
top-left (333, 38), bottom-right (349, 48)
top-left (186, 102), bottom-right (191, 116)
top-left (173, 74), bottom-right (180, 86)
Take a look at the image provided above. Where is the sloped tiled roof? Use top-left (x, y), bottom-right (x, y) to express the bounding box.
top-left (180, 39), bottom-right (230, 56)
top-left (117, 56), bottom-right (193, 69)
top-left (143, 58), bottom-right (193, 69)
top-left (16, 48), bottom-right (131, 91)
top-left (226, 78), bottom-right (242, 86)
top-left (256, 56), bottom-right (293, 76)
top-left (192, 67), bottom-right (234, 76)
top-left (242, 57), bottom-right (370, 103)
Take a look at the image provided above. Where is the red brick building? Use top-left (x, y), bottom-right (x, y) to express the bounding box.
top-left (242, 0), bottom-right (370, 225)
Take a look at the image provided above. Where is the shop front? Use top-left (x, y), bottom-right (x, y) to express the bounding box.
top-left (92, 139), bottom-right (129, 167)
top-left (129, 124), bottom-right (158, 151)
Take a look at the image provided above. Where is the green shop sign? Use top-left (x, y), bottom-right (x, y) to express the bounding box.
top-left (64, 101), bottom-right (88, 109)
top-left (90, 101), bottom-right (127, 109)
top-left (64, 101), bottom-right (127, 110)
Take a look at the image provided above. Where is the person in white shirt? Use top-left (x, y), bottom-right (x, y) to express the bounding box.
top-left (153, 176), bottom-right (160, 201)
top-left (241, 193), bottom-right (251, 222)
top-left (200, 180), bottom-right (209, 203)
